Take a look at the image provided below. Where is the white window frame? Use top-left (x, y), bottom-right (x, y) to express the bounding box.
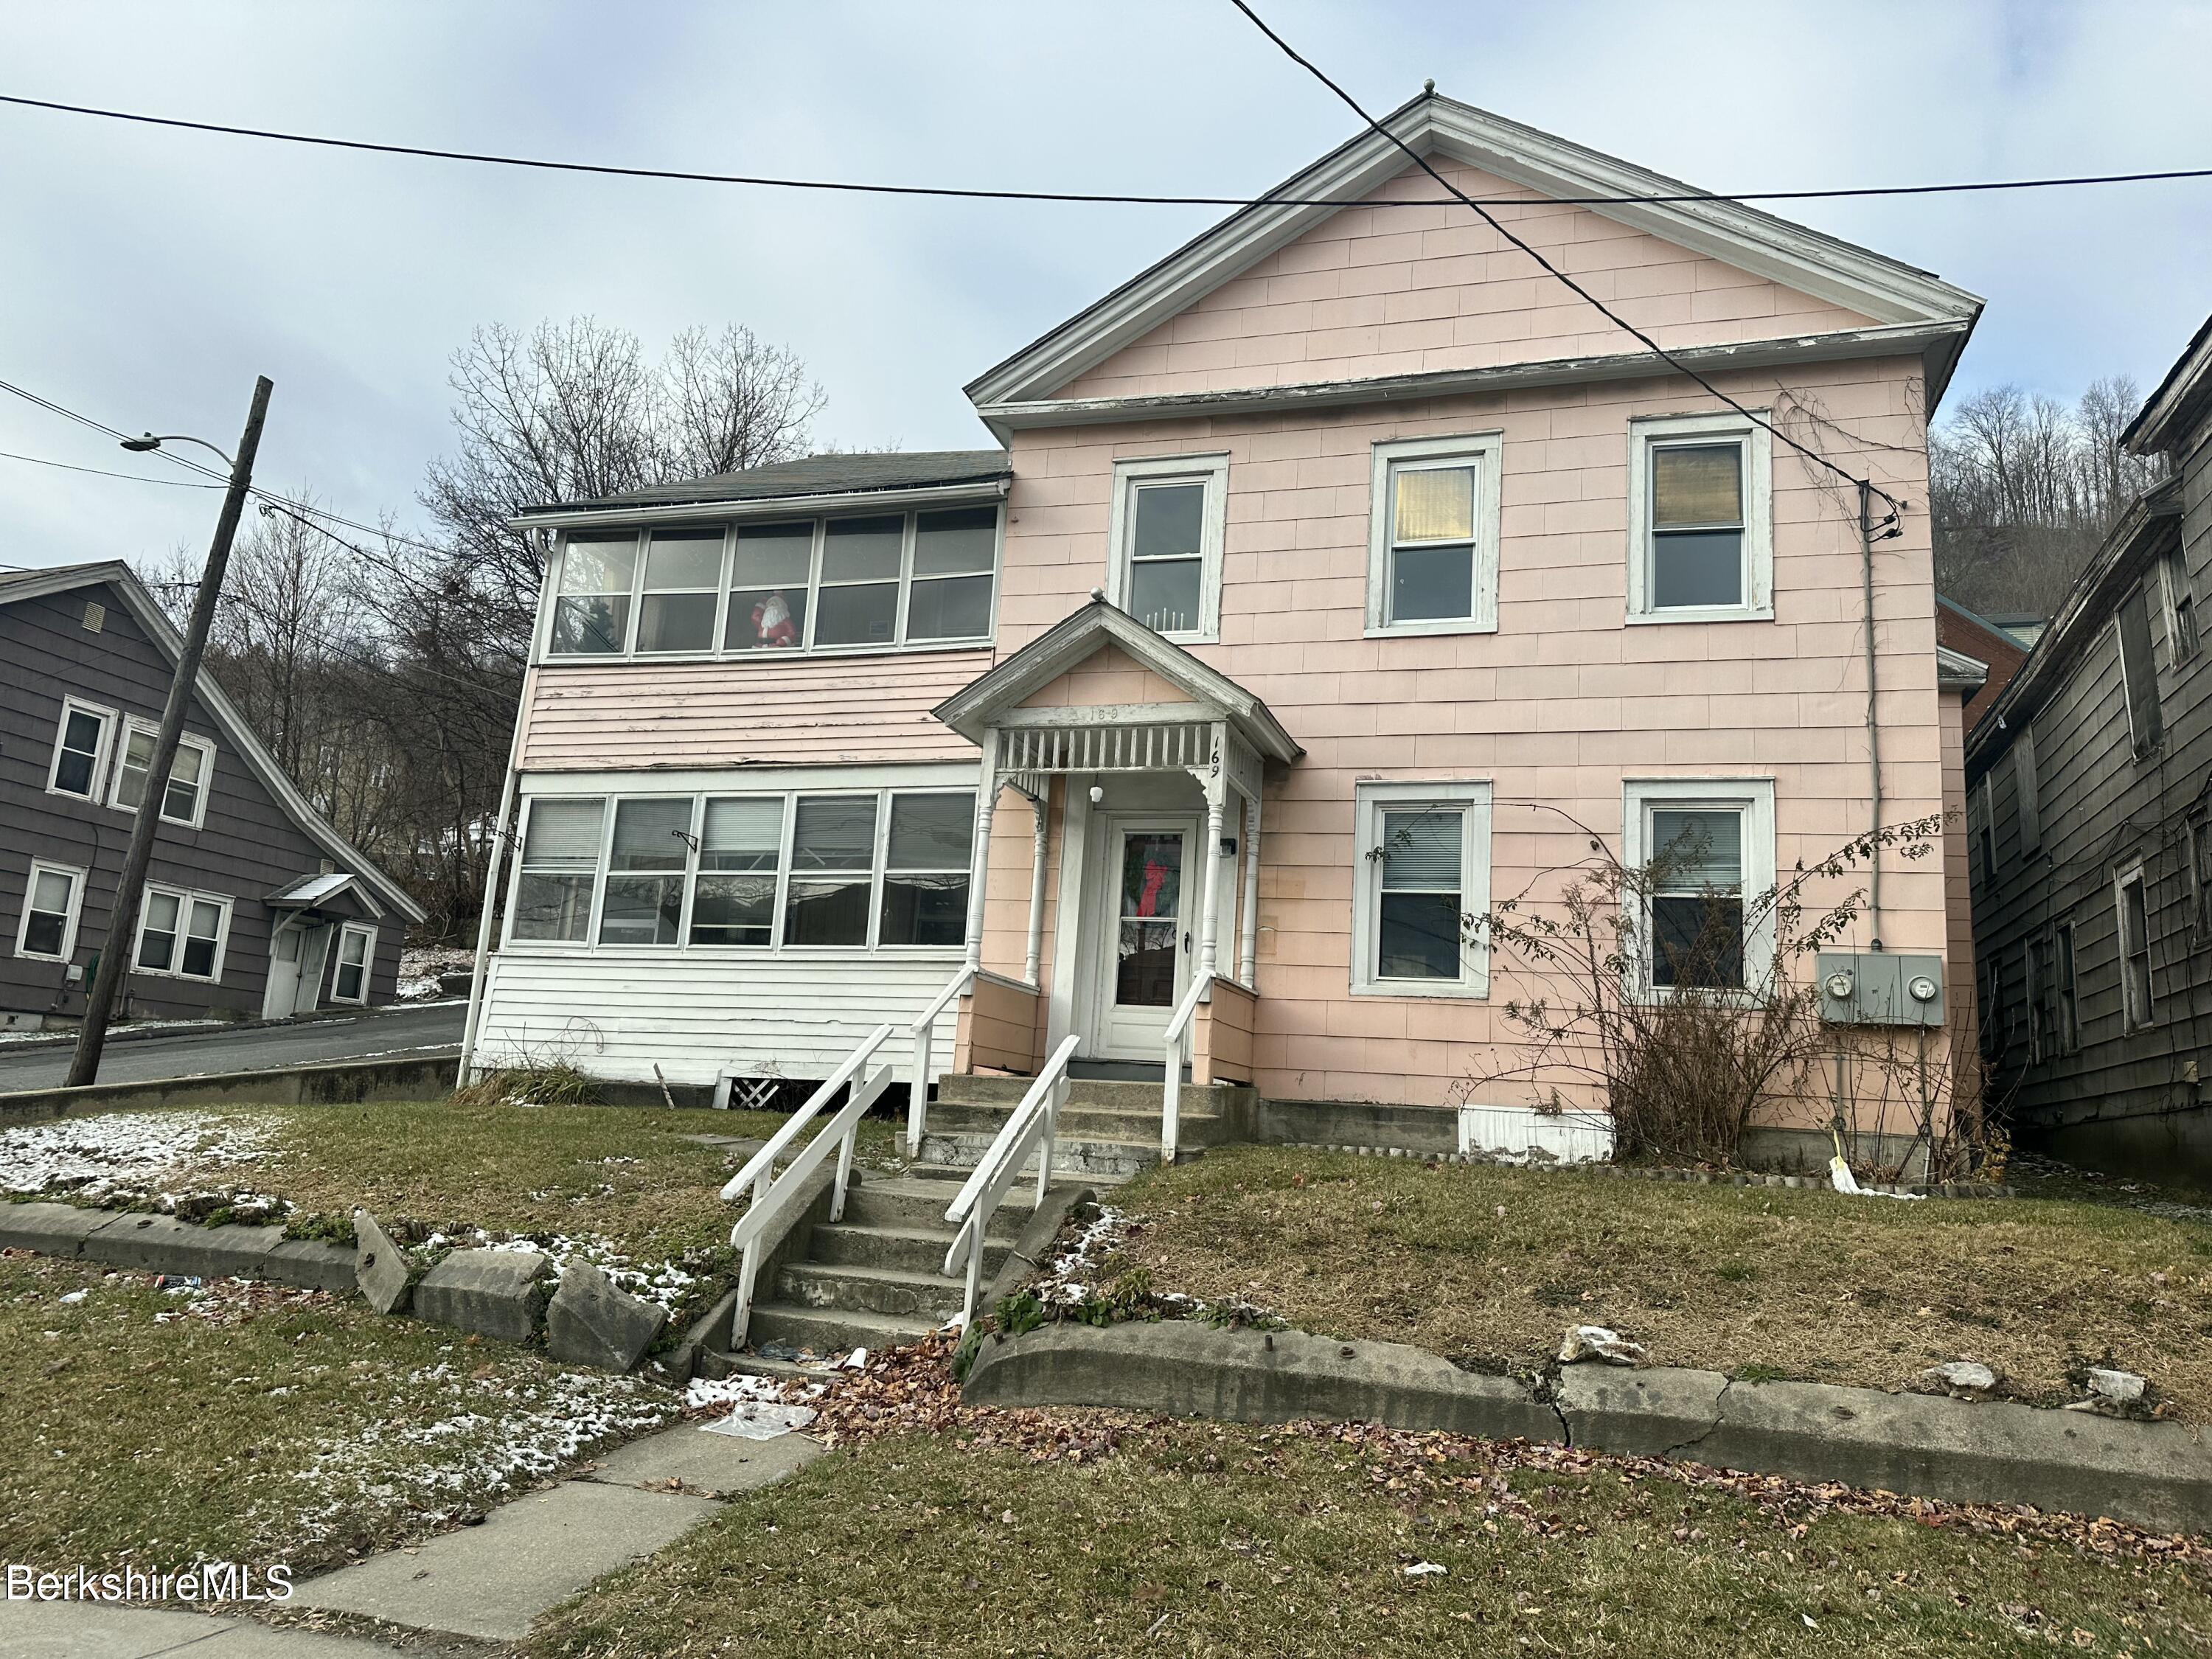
top-left (1625, 410), bottom-right (1774, 625)
top-left (506, 794), bottom-right (611, 948)
top-left (131, 883), bottom-right (232, 983)
top-left (538, 506), bottom-right (1004, 665)
top-left (1621, 776), bottom-right (1778, 1000)
top-left (15, 860), bottom-right (86, 963)
top-left (1104, 453), bottom-right (1229, 644)
top-left (2114, 862), bottom-right (2155, 1031)
top-left (1350, 781), bottom-right (1492, 999)
top-left (46, 697), bottom-right (118, 803)
top-left (330, 922), bottom-right (377, 1005)
top-left (108, 719), bottom-right (217, 830)
top-left (1363, 432), bottom-right (1503, 638)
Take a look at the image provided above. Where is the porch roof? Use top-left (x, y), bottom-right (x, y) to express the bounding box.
top-left (931, 599), bottom-right (1303, 764)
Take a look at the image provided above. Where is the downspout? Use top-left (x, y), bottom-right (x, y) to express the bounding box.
top-left (1860, 479), bottom-right (1885, 951)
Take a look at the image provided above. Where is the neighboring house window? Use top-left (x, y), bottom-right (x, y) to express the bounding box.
top-left (1350, 782), bottom-right (1492, 998)
top-left (110, 722), bottom-right (216, 828)
top-left (2054, 921), bottom-right (2079, 1053)
top-left (1624, 778), bottom-right (1777, 994)
top-left (2117, 585), bottom-right (2163, 754)
top-left (690, 796), bottom-right (785, 946)
top-left (2164, 546), bottom-right (2200, 664)
top-left (134, 886), bottom-right (230, 981)
top-left (332, 924), bottom-right (375, 1004)
top-left (598, 798), bottom-right (692, 945)
top-left (1976, 774), bottom-right (1997, 885)
top-left (880, 793), bottom-right (975, 947)
top-left (46, 699), bottom-right (115, 801)
top-left (546, 509), bottom-right (1002, 661)
top-left (510, 796), bottom-right (607, 942)
top-left (2115, 864), bottom-right (2154, 1030)
top-left (15, 861), bottom-right (84, 961)
top-left (2014, 728), bottom-right (2040, 856)
top-left (1106, 454), bottom-right (1228, 641)
top-left (1626, 412), bottom-right (1773, 623)
top-left (2192, 813), bottom-right (2212, 944)
top-left (2025, 936), bottom-right (2051, 1064)
top-left (1364, 434), bottom-right (1502, 636)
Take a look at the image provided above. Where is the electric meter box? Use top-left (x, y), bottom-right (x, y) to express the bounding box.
top-left (1815, 951), bottom-right (1945, 1027)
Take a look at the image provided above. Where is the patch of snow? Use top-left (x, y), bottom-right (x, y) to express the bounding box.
top-left (0, 1110), bottom-right (278, 1211)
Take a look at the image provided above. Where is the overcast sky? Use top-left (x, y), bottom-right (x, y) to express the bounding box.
top-left (2, 0), bottom-right (2208, 573)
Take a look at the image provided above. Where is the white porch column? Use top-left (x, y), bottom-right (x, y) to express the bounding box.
top-left (1023, 788), bottom-right (1049, 987)
top-left (1198, 729), bottom-right (1227, 980)
top-left (1238, 788), bottom-right (1262, 987)
top-left (963, 728), bottom-right (999, 973)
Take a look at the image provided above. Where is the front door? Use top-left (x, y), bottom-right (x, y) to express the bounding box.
top-left (262, 921), bottom-right (303, 1019)
top-left (291, 923), bottom-right (333, 1016)
top-left (1095, 820), bottom-right (1196, 1060)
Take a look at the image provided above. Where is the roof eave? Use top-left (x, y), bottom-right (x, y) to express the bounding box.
top-left (507, 475), bottom-right (1010, 531)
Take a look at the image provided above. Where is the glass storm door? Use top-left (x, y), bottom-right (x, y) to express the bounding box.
top-left (1097, 823), bottom-right (1193, 1058)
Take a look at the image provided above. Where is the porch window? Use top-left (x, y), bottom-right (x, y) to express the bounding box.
top-left (111, 723), bottom-right (215, 828)
top-left (599, 798), bottom-right (692, 945)
top-left (1352, 781), bottom-right (1492, 998)
top-left (906, 507), bottom-right (998, 641)
top-left (47, 699), bottom-right (114, 800)
top-left (2116, 865), bottom-right (2154, 1029)
top-left (1624, 778), bottom-right (1775, 996)
top-left (880, 792), bottom-right (973, 947)
top-left (785, 795), bottom-right (879, 945)
top-left (1108, 454), bottom-right (1227, 641)
top-left (16, 861), bottom-right (84, 961)
top-left (1366, 434), bottom-right (1501, 634)
top-left (1627, 413), bottom-right (1773, 622)
top-left (634, 528), bottom-right (725, 654)
top-left (549, 533), bottom-right (637, 655)
top-left (815, 516), bottom-right (905, 648)
top-left (689, 796), bottom-right (784, 946)
top-left (727, 522), bottom-right (814, 651)
top-left (333, 923), bottom-right (375, 1004)
top-left (511, 797), bottom-right (605, 942)
top-left (135, 886), bottom-right (229, 981)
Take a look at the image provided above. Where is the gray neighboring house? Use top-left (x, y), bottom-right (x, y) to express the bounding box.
top-left (1965, 314), bottom-right (2211, 1180)
top-left (0, 560), bottom-right (422, 1030)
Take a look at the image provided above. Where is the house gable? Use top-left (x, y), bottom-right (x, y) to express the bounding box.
top-left (1016, 642), bottom-right (1195, 713)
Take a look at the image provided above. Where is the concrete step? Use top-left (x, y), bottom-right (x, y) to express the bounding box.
top-left (936, 1074), bottom-right (1247, 1113)
top-left (744, 1301), bottom-right (939, 1357)
top-left (917, 1128), bottom-right (1161, 1183)
top-left (925, 1099), bottom-right (1234, 1147)
top-left (778, 1260), bottom-right (967, 1321)
top-left (807, 1220), bottom-right (1007, 1279)
top-left (836, 1174), bottom-right (1040, 1236)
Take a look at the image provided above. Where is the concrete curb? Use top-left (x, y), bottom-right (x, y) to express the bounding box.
top-left (0, 1052), bottom-right (461, 1127)
top-left (961, 1321), bottom-right (2212, 1534)
top-left (0, 1200), bottom-right (356, 1291)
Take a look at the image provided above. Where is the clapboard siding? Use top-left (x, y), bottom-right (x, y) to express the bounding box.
top-left (516, 651), bottom-right (990, 771)
top-left (0, 582), bottom-right (401, 1020)
top-left (474, 948), bottom-right (964, 1087)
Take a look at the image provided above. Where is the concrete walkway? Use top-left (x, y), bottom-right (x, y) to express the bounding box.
top-left (0, 1422), bottom-right (822, 1655)
top-left (0, 1003), bottom-right (465, 1092)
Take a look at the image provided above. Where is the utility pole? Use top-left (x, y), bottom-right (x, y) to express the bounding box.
top-left (66, 376), bottom-right (273, 1087)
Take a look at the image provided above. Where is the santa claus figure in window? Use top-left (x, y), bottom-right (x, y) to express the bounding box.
top-left (751, 591), bottom-right (798, 648)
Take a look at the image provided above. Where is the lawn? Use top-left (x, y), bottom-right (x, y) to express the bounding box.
top-left (525, 1405), bottom-right (2212, 1657)
top-left (0, 1250), bottom-right (677, 1574)
top-left (1099, 1146), bottom-right (2212, 1419)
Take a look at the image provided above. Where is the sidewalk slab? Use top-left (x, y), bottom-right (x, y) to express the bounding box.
top-left (291, 1478), bottom-right (717, 1641)
top-left (582, 1422), bottom-right (823, 1495)
top-left (0, 1601), bottom-right (392, 1655)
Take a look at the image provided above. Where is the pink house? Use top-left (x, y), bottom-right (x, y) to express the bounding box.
top-left (463, 94), bottom-right (1988, 1175)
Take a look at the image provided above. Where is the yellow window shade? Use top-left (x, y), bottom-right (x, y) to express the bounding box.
top-left (1394, 465), bottom-right (1475, 543)
top-left (1652, 444), bottom-right (1742, 528)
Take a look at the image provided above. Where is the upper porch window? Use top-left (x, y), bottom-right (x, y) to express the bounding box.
top-left (544, 504), bottom-right (1001, 661)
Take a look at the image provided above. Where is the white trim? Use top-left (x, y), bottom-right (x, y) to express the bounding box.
top-left (2113, 861), bottom-right (2155, 1031)
top-left (44, 695), bottom-right (117, 803)
top-left (330, 921), bottom-right (377, 1005)
top-left (1351, 780), bottom-right (1493, 999)
top-left (131, 883), bottom-right (233, 984)
top-left (14, 860), bottom-right (86, 963)
top-left (1625, 411), bottom-right (1773, 624)
top-left (517, 760), bottom-right (978, 798)
top-left (1621, 776), bottom-right (1777, 998)
top-left (1104, 453), bottom-right (1228, 644)
top-left (1365, 432), bottom-right (1503, 637)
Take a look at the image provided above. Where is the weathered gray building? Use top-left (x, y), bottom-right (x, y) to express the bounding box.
top-left (1966, 315), bottom-right (2212, 1180)
top-left (0, 561), bottom-right (422, 1029)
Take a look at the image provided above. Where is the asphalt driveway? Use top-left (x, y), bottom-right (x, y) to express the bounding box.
top-left (0, 1001), bottom-right (467, 1093)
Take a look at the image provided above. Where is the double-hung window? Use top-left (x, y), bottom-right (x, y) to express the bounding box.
top-left (1107, 454), bottom-right (1228, 641)
top-left (135, 886), bottom-right (229, 981)
top-left (15, 861), bottom-right (85, 961)
top-left (598, 798), bottom-right (692, 945)
top-left (690, 797), bottom-right (785, 945)
top-left (2115, 863), bottom-right (2154, 1030)
top-left (47, 699), bottom-right (115, 801)
top-left (511, 797), bottom-right (606, 942)
top-left (332, 923), bottom-right (375, 1004)
top-left (880, 793), bottom-right (974, 947)
top-left (2164, 546), bottom-right (2200, 664)
top-left (2118, 585), bottom-right (2163, 754)
top-left (110, 722), bottom-right (215, 828)
top-left (635, 528), bottom-right (725, 653)
top-left (815, 518), bottom-right (905, 648)
top-left (1366, 434), bottom-right (1502, 635)
top-left (727, 521), bottom-right (813, 651)
top-left (1627, 412), bottom-right (1773, 622)
top-left (1624, 779), bottom-right (1776, 995)
top-left (1351, 782), bottom-right (1492, 998)
top-left (550, 533), bottom-right (637, 656)
top-left (783, 795), bottom-right (879, 945)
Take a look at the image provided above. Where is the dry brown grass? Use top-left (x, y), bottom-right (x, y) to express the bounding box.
top-left (1111, 1145), bottom-right (2212, 1418)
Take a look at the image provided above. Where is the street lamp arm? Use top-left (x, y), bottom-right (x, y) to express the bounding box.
top-left (120, 432), bottom-right (237, 467)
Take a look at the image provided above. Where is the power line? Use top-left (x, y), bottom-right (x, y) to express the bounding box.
top-left (3, 88), bottom-right (2209, 210)
top-left (1226, 4), bottom-right (1902, 518)
top-left (0, 446), bottom-right (223, 488)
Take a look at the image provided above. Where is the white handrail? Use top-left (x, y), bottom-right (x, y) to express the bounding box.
top-left (905, 966), bottom-right (975, 1158)
top-left (941, 1032), bottom-right (1079, 1325)
top-left (1158, 971), bottom-right (1212, 1166)
top-left (720, 1023), bottom-right (895, 1350)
